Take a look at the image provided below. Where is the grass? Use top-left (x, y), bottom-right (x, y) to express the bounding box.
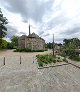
top-left (36, 54), bottom-right (64, 67)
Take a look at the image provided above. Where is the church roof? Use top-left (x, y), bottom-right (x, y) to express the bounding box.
top-left (19, 32), bottom-right (45, 41)
top-left (19, 35), bottom-right (27, 39)
top-left (27, 32), bottom-right (39, 38)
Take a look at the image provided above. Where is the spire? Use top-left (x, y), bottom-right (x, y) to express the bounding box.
top-left (29, 24), bottom-right (30, 35)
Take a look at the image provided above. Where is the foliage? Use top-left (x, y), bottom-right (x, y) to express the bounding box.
top-left (63, 38), bottom-right (80, 49)
top-left (63, 49), bottom-right (80, 61)
top-left (0, 8), bottom-right (8, 46)
top-left (0, 39), bottom-right (7, 49)
top-left (37, 60), bottom-right (43, 67)
top-left (11, 36), bottom-right (18, 47)
top-left (36, 54), bottom-right (57, 67)
top-left (62, 38), bottom-right (80, 61)
top-left (14, 48), bottom-right (31, 52)
top-left (7, 42), bottom-right (14, 49)
top-left (14, 48), bottom-right (47, 52)
top-left (46, 42), bottom-right (53, 49)
top-left (69, 56), bottom-right (80, 61)
top-left (63, 57), bottom-right (68, 63)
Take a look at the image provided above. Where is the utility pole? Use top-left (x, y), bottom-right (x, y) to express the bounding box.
top-left (53, 34), bottom-right (54, 56)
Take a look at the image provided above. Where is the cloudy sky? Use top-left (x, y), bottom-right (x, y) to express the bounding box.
top-left (0, 0), bottom-right (80, 43)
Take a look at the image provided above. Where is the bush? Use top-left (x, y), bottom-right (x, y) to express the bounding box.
top-left (52, 59), bottom-right (56, 63)
top-left (63, 57), bottom-right (68, 63)
top-left (64, 49), bottom-right (79, 57)
top-left (38, 60), bottom-right (43, 67)
top-left (62, 49), bottom-right (80, 61)
top-left (36, 54), bottom-right (57, 67)
top-left (14, 48), bottom-right (46, 52)
top-left (14, 48), bottom-right (32, 52)
top-left (58, 57), bottom-right (60, 59)
top-left (69, 56), bottom-right (80, 61)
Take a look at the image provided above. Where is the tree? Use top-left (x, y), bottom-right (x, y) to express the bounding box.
top-left (63, 38), bottom-right (80, 49)
top-left (1, 39), bottom-right (7, 49)
top-left (47, 42), bottom-right (53, 49)
top-left (0, 8), bottom-right (8, 47)
top-left (7, 42), bottom-right (14, 49)
top-left (11, 36), bottom-right (18, 48)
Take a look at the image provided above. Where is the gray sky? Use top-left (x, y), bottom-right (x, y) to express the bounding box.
top-left (0, 0), bottom-right (80, 43)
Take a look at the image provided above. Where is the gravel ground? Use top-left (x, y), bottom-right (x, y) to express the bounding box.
top-left (0, 50), bottom-right (80, 92)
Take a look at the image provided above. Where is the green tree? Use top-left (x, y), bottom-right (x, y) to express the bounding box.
top-left (11, 36), bottom-right (18, 48)
top-left (0, 8), bottom-right (8, 47)
top-left (63, 38), bottom-right (80, 61)
top-left (7, 42), bottom-right (14, 49)
top-left (1, 39), bottom-right (7, 49)
top-left (63, 38), bottom-right (80, 49)
top-left (47, 42), bottom-right (53, 49)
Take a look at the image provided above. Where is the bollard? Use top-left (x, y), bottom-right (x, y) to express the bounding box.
top-left (20, 56), bottom-right (21, 64)
top-left (33, 56), bottom-right (34, 63)
top-left (3, 57), bottom-right (5, 65)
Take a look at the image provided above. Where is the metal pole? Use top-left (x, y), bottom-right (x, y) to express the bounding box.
top-left (53, 34), bottom-right (54, 56)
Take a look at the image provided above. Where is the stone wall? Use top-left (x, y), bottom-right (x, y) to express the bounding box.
top-left (25, 37), bottom-right (45, 50)
top-left (18, 37), bottom-right (45, 50)
top-left (18, 38), bottom-right (25, 48)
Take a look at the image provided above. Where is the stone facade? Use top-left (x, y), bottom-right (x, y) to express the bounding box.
top-left (18, 33), bottom-right (45, 50)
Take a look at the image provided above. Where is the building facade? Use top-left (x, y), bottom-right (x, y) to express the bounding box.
top-left (18, 25), bottom-right (45, 50)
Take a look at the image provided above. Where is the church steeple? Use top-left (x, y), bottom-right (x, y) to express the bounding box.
top-left (29, 24), bottom-right (30, 35)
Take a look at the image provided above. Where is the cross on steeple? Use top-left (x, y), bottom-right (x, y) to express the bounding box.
top-left (29, 24), bottom-right (30, 35)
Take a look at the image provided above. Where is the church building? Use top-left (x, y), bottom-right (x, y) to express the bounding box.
top-left (18, 25), bottom-right (45, 50)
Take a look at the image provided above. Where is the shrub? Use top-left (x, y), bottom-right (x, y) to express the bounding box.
top-left (58, 57), bottom-right (60, 59)
top-left (14, 48), bottom-right (46, 52)
top-left (62, 49), bottom-right (80, 62)
top-left (64, 49), bottom-right (79, 57)
top-left (63, 57), bottom-right (68, 63)
top-left (52, 59), bottom-right (56, 63)
top-left (36, 54), bottom-right (57, 67)
top-left (38, 60), bottom-right (43, 67)
top-left (69, 56), bottom-right (80, 61)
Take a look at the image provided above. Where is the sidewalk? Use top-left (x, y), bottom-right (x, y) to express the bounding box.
top-left (67, 58), bottom-right (80, 68)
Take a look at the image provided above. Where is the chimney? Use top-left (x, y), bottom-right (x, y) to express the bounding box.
top-left (29, 24), bottom-right (30, 35)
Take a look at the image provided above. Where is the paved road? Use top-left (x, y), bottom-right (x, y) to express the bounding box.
top-left (0, 50), bottom-right (80, 92)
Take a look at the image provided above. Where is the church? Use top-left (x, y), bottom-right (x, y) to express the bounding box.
top-left (18, 25), bottom-right (45, 50)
